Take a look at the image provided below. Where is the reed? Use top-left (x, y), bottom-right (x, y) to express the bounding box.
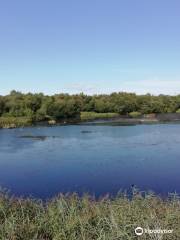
top-left (0, 117), bottom-right (32, 128)
top-left (81, 112), bottom-right (120, 121)
top-left (0, 190), bottom-right (179, 239)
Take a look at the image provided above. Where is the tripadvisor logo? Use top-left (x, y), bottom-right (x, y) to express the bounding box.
top-left (135, 227), bottom-right (144, 236)
top-left (135, 227), bottom-right (173, 236)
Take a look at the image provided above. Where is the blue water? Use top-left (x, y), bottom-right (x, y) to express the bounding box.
top-left (0, 123), bottom-right (180, 198)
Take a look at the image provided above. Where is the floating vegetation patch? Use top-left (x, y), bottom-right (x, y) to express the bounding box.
top-left (81, 130), bottom-right (92, 133)
top-left (19, 135), bottom-right (47, 141)
top-left (19, 135), bottom-right (61, 141)
top-left (80, 121), bottom-right (137, 126)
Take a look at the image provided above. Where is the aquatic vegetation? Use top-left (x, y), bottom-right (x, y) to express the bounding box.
top-left (129, 111), bottom-right (142, 118)
top-left (81, 130), bottom-right (92, 133)
top-left (0, 117), bottom-right (32, 128)
top-left (0, 190), bottom-right (179, 239)
top-left (19, 135), bottom-right (61, 140)
top-left (19, 135), bottom-right (47, 141)
top-left (81, 112), bottom-right (120, 120)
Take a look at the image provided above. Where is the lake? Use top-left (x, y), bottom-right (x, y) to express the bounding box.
top-left (0, 123), bottom-right (180, 199)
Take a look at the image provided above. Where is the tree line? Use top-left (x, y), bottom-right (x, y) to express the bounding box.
top-left (0, 90), bottom-right (180, 121)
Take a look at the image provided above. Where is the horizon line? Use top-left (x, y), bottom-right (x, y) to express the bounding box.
top-left (1, 90), bottom-right (180, 97)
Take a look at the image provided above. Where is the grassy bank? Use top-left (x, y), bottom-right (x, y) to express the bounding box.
top-left (81, 112), bottom-right (120, 121)
top-left (0, 191), bottom-right (179, 239)
top-left (0, 112), bottom-right (179, 129)
top-left (0, 117), bottom-right (32, 128)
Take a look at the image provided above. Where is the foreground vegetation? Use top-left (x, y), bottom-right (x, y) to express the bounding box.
top-left (0, 190), bottom-right (179, 239)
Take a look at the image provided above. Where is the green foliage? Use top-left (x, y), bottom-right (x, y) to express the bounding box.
top-left (0, 117), bottom-right (32, 128)
top-left (1, 91), bottom-right (180, 126)
top-left (0, 191), bottom-right (179, 239)
top-left (176, 108), bottom-right (180, 113)
top-left (129, 111), bottom-right (142, 118)
top-left (0, 91), bottom-right (81, 124)
top-left (81, 112), bottom-right (120, 120)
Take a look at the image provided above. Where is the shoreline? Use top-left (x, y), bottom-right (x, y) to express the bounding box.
top-left (1, 116), bottom-right (180, 129)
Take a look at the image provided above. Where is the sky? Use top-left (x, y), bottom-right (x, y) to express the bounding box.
top-left (0, 0), bottom-right (180, 95)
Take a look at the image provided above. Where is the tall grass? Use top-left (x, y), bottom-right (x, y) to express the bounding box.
top-left (0, 190), bottom-right (179, 239)
top-left (81, 112), bottom-right (120, 121)
top-left (0, 117), bottom-right (32, 128)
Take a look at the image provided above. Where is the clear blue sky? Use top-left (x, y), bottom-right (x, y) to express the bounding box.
top-left (0, 0), bottom-right (180, 95)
